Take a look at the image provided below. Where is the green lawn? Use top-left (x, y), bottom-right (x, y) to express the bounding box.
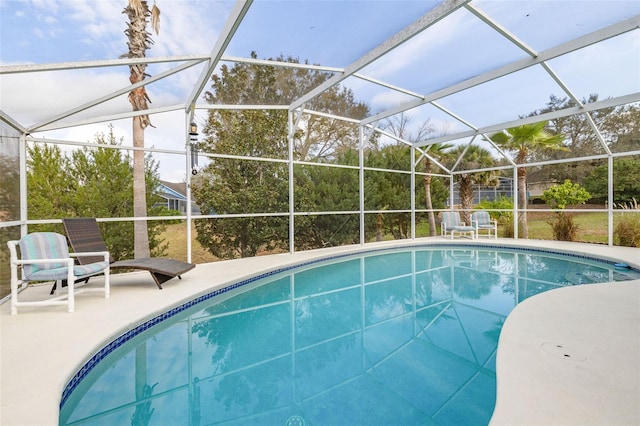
top-left (526, 211), bottom-right (609, 243)
top-left (415, 211), bottom-right (611, 244)
top-left (160, 211), bottom-right (626, 265)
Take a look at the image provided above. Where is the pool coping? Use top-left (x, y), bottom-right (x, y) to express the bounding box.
top-left (2, 238), bottom-right (639, 425)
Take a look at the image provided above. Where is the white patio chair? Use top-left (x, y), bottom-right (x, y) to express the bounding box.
top-left (7, 232), bottom-right (110, 314)
top-left (471, 211), bottom-right (498, 239)
top-left (441, 211), bottom-right (476, 239)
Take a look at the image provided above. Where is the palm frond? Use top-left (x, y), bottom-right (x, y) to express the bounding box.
top-left (151, 3), bottom-right (160, 35)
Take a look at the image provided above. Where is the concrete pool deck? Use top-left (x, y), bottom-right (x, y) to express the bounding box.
top-left (1, 238), bottom-right (639, 425)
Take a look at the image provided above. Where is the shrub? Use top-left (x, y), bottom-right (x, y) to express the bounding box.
top-left (541, 180), bottom-right (591, 241)
top-left (549, 213), bottom-right (580, 241)
top-left (476, 196), bottom-right (513, 221)
top-left (615, 199), bottom-right (640, 247)
top-left (500, 216), bottom-right (515, 238)
top-left (476, 196), bottom-right (514, 238)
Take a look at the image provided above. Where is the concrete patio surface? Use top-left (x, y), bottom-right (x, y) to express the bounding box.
top-left (1, 238), bottom-right (638, 425)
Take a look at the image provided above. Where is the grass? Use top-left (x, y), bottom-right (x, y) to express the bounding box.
top-left (526, 211), bottom-right (609, 243)
top-left (163, 211), bottom-right (613, 264)
top-left (161, 222), bottom-right (218, 264)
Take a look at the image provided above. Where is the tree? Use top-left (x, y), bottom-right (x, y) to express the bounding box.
top-left (26, 144), bottom-right (75, 232)
top-left (447, 144), bottom-right (497, 225)
top-left (194, 55), bottom-right (292, 258)
top-left (193, 53), bottom-right (371, 258)
top-left (70, 130), bottom-right (167, 259)
top-left (583, 158), bottom-right (640, 204)
top-left (192, 109), bottom-right (290, 258)
top-left (294, 149), bottom-right (364, 248)
top-left (526, 95), bottom-right (640, 185)
top-left (26, 128), bottom-right (167, 259)
top-left (490, 122), bottom-right (565, 238)
top-left (541, 180), bottom-right (591, 241)
top-left (365, 143), bottom-right (414, 239)
top-left (272, 54), bottom-right (369, 162)
top-left (382, 113), bottom-right (450, 236)
top-left (123, 0), bottom-right (160, 259)
top-left (605, 103), bottom-right (640, 153)
top-left (0, 154), bottom-right (20, 222)
top-left (296, 85), bottom-right (370, 161)
top-left (423, 143), bottom-right (452, 236)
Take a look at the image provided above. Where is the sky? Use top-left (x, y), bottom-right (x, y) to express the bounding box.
top-left (1, 0), bottom-right (639, 181)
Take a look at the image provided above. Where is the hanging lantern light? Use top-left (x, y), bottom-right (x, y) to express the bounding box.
top-left (189, 122), bottom-right (199, 175)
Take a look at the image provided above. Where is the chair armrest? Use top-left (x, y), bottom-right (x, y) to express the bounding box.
top-left (70, 251), bottom-right (110, 262)
top-left (14, 258), bottom-right (75, 266)
top-left (472, 220), bottom-right (478, 228)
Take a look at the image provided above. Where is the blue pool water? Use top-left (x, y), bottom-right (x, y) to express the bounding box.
top-left (60, 246), bottom-right (640, 425)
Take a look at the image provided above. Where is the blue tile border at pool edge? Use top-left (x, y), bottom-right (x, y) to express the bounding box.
top-left (59, 242), bottom-right (640, 408)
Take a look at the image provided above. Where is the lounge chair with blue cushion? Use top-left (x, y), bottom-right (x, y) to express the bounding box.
top-left (441, 211), bottom-right (476, 239)
top-left (471, 210), bottom-right (498, 239)
top-left (7, 232), bottom-right (110, 314)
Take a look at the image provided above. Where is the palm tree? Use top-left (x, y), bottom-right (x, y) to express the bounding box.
top-left (447, 144), bottom-right (497, 225)
top-left (382, 113), bottom-right (441, 235)
top-left (490, 122), bottom-right (565, 238)
top-left (123, 0), bottom-right (160, 258)
top-left (423, 143), bottom-right (451, 236)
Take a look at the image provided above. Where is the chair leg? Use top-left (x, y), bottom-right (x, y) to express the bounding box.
top-left (67, 260), bottom-right (75, 313)
top-left (104, 268), bottom-right (110, 298)
top-left (10, 263), bottom-right (19, 315)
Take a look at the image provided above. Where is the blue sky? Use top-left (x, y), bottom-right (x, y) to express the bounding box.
top-left (1, 0), bottom-right (639, 181)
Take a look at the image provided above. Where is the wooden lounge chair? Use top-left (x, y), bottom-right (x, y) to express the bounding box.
top-left (62, 218), bottom-right (195, 289)
top-left (441, 211), bottom-right (476, 239)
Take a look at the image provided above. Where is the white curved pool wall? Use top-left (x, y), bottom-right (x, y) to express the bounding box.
top-left (1, 239), bottom-right (639, 425)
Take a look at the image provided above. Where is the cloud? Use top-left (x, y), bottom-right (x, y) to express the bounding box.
top-left (1, 67), bottom-right (134, 126)
top-left (32, 27), bottom-right (44, 39)
top-left (362, 8), bottom-right (470, 80)
top-left (368, 90), bottom-right (416, 113)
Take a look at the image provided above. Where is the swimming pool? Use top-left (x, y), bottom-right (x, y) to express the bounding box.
top-left (59, 246), bottom-right (640, 425)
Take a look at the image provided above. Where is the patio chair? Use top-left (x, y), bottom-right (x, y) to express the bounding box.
top-left (471, 210), bottom-right (498, 239)
top-left (7, 232), bottom-right (110, 314)
top-left (62, 218), bottom-right (196, 289)
top-left (441, 211), bottom-right (476, 239)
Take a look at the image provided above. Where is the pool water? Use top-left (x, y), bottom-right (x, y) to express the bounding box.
top-left (60, 247), bottom-right (640, 425)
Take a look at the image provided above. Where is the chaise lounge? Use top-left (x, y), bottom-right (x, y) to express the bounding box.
top-left (62, 218), bottom-right (196, 289)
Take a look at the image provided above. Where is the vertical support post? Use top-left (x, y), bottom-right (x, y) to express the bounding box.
top-left (410, 146), bottom-right (416, 239)
top-left (512, 166), bottom-right (518, 239)
top-left (185, 115), bottom-right (193, 263)
top-left (288, 110), bottom-right (295, 254)
top-left (19, 133), bottom-right (28, 236)
top-left (359, 125), bottom-right (365, 245)
top-left (607, 155), bottom-right (614, 246)
top-left (448, 174), bottom-right (454, 211)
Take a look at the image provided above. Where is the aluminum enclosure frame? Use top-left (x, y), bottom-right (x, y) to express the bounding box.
top-left (1, 0), bottom-right (639, 259)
